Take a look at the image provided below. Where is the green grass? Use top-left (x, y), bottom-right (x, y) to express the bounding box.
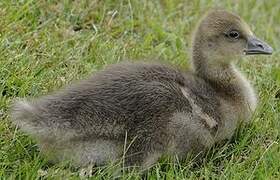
top-left (0, 0), bottom-right (280, 179)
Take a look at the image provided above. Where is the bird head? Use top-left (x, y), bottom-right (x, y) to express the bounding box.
top-left (192, 10), bottom-right (273, 68)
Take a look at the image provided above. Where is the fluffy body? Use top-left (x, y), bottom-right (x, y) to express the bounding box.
top-left (11, 10), bottom-right (261, 168)
top-left (11, 62), bottom-right (256, 168)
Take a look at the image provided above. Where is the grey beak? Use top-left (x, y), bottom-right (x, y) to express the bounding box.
top-left (245, 37), bottom-right (273, 55)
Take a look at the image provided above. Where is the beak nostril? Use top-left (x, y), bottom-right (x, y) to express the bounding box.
top-left (256, 43), bottom-right (264, 49)
top-left (246, 37), bottom-right (273, 55)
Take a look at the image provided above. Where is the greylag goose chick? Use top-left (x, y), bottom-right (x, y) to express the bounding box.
top-left (11, 10), bottom-right (273, 169)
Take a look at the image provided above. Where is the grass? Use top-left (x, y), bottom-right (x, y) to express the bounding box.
top-left (0, 0), bottom-right (279, 179)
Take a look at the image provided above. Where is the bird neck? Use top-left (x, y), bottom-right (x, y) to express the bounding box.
top-left (191, 46), bottom-right (255, 103)
top-left (198, 62), bottom-right (240, 97)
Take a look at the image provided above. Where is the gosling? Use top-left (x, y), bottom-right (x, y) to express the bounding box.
top-left (11, 10), bottom-right (273, 169)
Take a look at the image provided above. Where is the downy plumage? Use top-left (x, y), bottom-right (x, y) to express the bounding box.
top-left (11, 10), bottom-right (273, 169)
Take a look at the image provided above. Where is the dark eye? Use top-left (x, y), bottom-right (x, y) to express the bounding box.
top-left (226, 30), bottom-right (240, 39)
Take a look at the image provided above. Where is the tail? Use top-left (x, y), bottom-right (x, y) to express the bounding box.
top-left (10, 100), bottom-right (74, 141)
top-left (11, 100), bottom-right (46, 137)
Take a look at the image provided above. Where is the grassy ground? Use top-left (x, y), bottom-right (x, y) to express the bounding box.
top-left (0, 0), bottom-right (279, 179)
